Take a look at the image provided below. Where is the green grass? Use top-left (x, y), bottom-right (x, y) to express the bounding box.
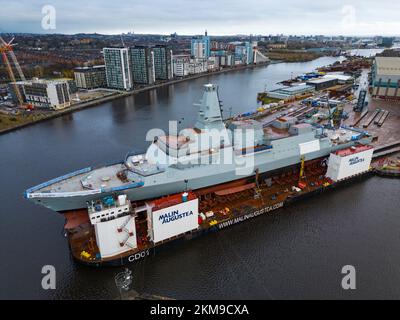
top-left (260, 97), bottom-right (281, 104)
top-left (0, 112), bottom-right (48, 131)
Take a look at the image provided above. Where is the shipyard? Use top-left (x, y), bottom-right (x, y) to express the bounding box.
top-left (1, 0), bottom-right (400, 304)
top-left (24, 66), bottom-right (399, 266)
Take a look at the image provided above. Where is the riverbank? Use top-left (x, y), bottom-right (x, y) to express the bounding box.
top-left (0, 62), bottom-right (269, 135)
top-left (267, 49), bottom-right (326, 62)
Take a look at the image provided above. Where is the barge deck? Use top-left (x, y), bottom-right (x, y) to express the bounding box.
top-left (66, 156), bottom-right (377, 267)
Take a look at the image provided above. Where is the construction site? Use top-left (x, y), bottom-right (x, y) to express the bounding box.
top-left (250, 55), bottom-right (400, 155)
top-left (0, 36), bottom-right (45, 130)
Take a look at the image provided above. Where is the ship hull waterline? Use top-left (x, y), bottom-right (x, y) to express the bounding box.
top-left (71, 170), bottom-right (374, 267)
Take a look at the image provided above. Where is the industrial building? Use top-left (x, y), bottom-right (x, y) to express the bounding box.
top-left (129, 46), bottom-right (155, 85)
top-left (322, 73), bottom-right (354, 84)
top-left (103, 48), bottom-right (132, 90)
top-left (74, 65), bottom-right (107, 90)
top-left (371, 56), bottom-right (400, 100)
top-left (10, 78), bottom-right (71, 110)
top-left (377, 37), bottom-right (394, 47)
top-left (152, 45), bottom-right (173, 81)
top-left (267, 85), bottom-right (315, 100)
top-left (306, 77), bottom-right (338, 91)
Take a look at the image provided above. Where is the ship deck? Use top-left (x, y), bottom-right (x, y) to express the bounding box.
top-left (39, 163), bottom-right (130, 193)
top-left (325, 127), bottom-right (362, 145)
top-left (31, 123), bottom-right (363, 196)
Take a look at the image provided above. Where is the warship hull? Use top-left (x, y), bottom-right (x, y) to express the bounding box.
top-left (25, 83), bottom-right (372, 213)
top-left (28, 145), bottom-right (338, 212)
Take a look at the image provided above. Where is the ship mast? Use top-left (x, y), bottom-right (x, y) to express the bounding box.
top-left (194, 84), bottom-right (225, 132)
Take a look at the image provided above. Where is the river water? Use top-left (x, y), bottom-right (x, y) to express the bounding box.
top-left (1, 56), bottom-right (400, 299)
top-left (347, 47), bottom-right (400, 57)
top-left (347, 48), bottom-right (385, 57)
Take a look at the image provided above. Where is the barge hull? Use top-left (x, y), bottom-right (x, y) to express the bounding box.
top-left (73, 170), bottom-right (374, 267)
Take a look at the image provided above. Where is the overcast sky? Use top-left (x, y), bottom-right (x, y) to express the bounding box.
top-left (0, 0), bottom-right (399, 36)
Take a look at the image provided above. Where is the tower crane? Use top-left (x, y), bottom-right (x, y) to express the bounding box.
top-left (0, 36), bottom-right (31, 109)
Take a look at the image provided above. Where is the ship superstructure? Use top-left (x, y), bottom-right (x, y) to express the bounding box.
top-left (25, 84), bottom-right (372, 212)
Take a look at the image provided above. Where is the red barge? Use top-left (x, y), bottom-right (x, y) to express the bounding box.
top-left (64, 145), bottom-right (376, 267)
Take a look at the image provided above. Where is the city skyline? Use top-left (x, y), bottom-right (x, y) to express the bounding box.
top-left (1, 0), bottom-right (399, 37)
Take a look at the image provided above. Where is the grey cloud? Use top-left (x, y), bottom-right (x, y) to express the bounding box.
top-left (0, 0), bottom-right (399, 35)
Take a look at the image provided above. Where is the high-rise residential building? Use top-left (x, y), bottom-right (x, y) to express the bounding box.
top-left (191, 30), bottom-right (211, 59)
top-left (172, 54), bottom-right (190, 77)
top-left (235, 45), bottom-right (247, 64)
top-left (245, 41), bottom-right (254, 64)
top-left (153, 45), bottom-right (173, 80)
top-left (103, 48), bottom-right (132, 90)
top-left (129, 46), bottom-right (155, 85)
top-left (10, 78), bottom-right (71, 110)
top-left (74, 65), bottom-right (107, 89)
top-left (235, 42), bottom-right (254, 65)
top-left (191, 40), bottom-right (205, 59)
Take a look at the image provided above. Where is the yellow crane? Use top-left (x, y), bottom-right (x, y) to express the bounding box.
top-left (297, 155), bottom-right (308, 189)
top-left (299, 155), bottom-right (305, 181)
top-left (0, 36), bottom-right (31, 109)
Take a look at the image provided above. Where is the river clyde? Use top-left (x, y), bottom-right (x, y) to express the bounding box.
top-left (1, 56), bottom-right (400, 299)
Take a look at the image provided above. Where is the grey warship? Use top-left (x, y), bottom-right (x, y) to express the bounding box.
top-left (25, 84), bottom-right (372, 212)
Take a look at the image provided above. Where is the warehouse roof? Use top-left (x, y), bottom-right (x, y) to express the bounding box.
top-left (322, 74), bottom-right (353, 82)
top-left (306, 78), bottom-right (337, 84)
top-left (277, 85), bottom-right (314, 93)
top-left (12, 78), bottom-right (70, 85)
top-left (74, 65), bottom-right (105, 71)
top-left (375, 57), bottom-right (400, 76)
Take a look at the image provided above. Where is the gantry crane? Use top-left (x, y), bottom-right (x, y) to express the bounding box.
top-left (0, 36), bottom-right (31, 109)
